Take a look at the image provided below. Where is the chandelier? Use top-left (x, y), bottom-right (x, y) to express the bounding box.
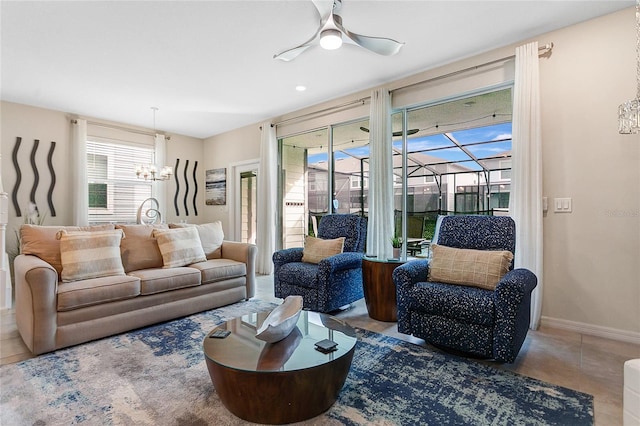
top-left (136, 107), bottom-right (173, 181)
top-left (618, 0), bottom-right (640, 134)
top-left (136, 164), bottom-right (173, 181)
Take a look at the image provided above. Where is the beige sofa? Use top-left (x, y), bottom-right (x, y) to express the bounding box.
top-left (14, 222), bottom-right (257, 355)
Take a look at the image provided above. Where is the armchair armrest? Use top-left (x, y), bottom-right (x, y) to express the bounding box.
top-left (392, 259), bottom-right (430, 333)
top-left (318, 252), bottom-right (364, 273)
top-left (493, 268), bottom-right (538, 362)
top-left (272, 248), bottom-right (304, 268)
top-left (392, 259), bottom-right (430, 292)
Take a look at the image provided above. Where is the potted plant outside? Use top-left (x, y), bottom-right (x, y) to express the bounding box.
top-left (391, 235), bottom-right (402, 259)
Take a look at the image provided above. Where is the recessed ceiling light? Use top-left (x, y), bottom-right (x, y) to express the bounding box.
top-left (295, 85), bottom-right (307, 92)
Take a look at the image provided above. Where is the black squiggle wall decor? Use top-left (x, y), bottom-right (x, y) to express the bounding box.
top-left (29, 139), bottom-right (40, 205)
top-left (192, 161), bottom-right (198, 216)
top-left (11, 137), bottom-right (22, 216)
top-left (173, 158), bottom-right (180, 216)
top-left (46, 141), bottom-right (57, 217)
top-left (183, 160), bottom-right (190, 216)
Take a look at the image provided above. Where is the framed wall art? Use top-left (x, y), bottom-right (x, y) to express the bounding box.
top-left (205, 168), bottom-right (226, 205)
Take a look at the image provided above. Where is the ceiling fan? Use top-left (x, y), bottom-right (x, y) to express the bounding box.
top-left (274, 0), bottom-right (405, 62)
top-left (360, 126), bottom-right (419, 137)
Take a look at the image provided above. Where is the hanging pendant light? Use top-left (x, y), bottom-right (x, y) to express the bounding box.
top-left (136, 107), bottom-right (173, 181)
top-left (618, 0), bottom-right (640, 134)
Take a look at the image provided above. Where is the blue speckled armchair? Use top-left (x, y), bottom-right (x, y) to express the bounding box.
top-left (393, 215), bottom-right (537, 363)
top-left (273, 214), bottom-right (367, 313)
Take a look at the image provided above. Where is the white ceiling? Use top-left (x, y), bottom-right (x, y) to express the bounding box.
top-left (1, 0), bottom-right (632, 139)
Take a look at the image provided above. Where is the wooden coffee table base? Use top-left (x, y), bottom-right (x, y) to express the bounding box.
top-left (205, 347), bottom-right (355, 424)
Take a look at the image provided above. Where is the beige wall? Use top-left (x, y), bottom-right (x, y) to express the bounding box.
top-left (202, 123), bottom-right (261, 236)
top-left (204, 8), bottom-right (639, 338)
top-left (0, 101), bottom-right (206, 240)
top-left (538, 8), bottom-right (639, 336)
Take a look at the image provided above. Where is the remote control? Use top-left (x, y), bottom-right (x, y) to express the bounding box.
top-left (315, 338), bottom-right (338, 352)
top-left (209, 329), bottom-right (231, 338)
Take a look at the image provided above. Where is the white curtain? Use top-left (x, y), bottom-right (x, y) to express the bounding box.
top-left (256, 122), bottom-right (277, 275)
top-left (510, 42), bottom-right (544, 329)
top-left (366, 88), bottom-right (395, 259)
top-left (154, 134), bottom-right (168, 222)
top-left (72, 119), bottom-right (89, 226)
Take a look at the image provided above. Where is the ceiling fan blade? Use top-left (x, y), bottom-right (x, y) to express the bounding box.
top-left (360, 126), bottom-right (419, 136)
top-left (273, 44), bottom-right (314, 61)
top-left (342, 29), bottom-right (404, 56)
top-left (335, 16), bottom-right (404, 56)
top-left (274, 1), bottom-right (329, 61)
top-left (273, 21), bottom-right (323, 61)
top-left (311, 0), bottom-right (336, 22)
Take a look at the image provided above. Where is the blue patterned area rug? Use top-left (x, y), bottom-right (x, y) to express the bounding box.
top-left (1, 299), bottom-right (593, 425)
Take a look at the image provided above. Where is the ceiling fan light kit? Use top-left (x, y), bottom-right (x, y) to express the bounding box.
top-left (274, 0), bottom-right (404, 61)
top-left (320, 29), bottom-right (343, 50)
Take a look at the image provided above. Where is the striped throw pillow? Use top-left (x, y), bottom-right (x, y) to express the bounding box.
top-left (58, 229), bottom-right (125, 282)
top-left (153, 227), bottom-right (207, 268)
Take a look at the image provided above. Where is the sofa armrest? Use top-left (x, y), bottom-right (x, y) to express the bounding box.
top-left (14, 254), bottom-right (59, 354)
top-left (220, 240), bottom-right (258, 299)
top-left (492, 268), bottom-right (538, 362)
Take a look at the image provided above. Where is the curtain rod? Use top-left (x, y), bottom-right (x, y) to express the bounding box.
top-left (70, 119), bottom-right (171, 140)
top-left (392, 43), bottom-right (553, 94)
top-left (274, 98), bottom-right (368, 127)
top-left (271, 43), bottom-right (553, 128)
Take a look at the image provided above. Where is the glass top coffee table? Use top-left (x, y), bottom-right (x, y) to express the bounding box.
top-left (203, 310), bottom-right (357, 424)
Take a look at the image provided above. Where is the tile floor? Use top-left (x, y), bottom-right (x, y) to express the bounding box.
top-left (2, 274), bottom-right (638, 425)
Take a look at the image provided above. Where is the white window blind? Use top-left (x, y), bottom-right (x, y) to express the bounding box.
top-left (87, 139), bottom-right (154, 224)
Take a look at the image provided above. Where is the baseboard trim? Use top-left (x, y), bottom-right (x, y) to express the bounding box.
top-left (540, 316), bottom-right (640, 345)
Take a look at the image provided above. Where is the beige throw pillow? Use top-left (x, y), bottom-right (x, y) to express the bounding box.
top-left (20, 224), bottom-right (116, 276)
top-left (58, 229), bottom-right (125, 282)
top-left (153, 227), bottom-right (207, 268)
top-left (169, 221), bottom-right (224, 259)
top-left (428, 244), bottom-right (513, 290)
top-left (116, 224), bottom-right (168, 272)
top-left (302, 236), bottom-right (345, 264)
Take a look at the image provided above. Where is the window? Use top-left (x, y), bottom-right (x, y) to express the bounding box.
top-left (86, 139), bottom-right (155, 223)
top-left (88, 153), bottom-right (108, 209)
top-left (350, 175), bottom-right (368, 189)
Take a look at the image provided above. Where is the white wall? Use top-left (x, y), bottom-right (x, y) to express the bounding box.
top-left (203, 8), bottom-right (639, 339)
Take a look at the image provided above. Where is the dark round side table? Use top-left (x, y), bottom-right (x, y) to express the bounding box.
top-left (362, 257), bottom-right (405, 322)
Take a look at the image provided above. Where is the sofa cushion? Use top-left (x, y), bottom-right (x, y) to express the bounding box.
top-left (169, 222), bottom-right (224, 259)
top-left (116, 224), bottom-right (168, 272)
top-left (428, 244), bottom-right (513, 290)
top-left (58, 229), bottom-right (126, 283)
top-left (188, 259), bottom-right (246, 283)
top-left (128, 267), bottom-right (201, 295)
top-left (57, 274), bottom-right (140, 311)
top-left (302, 236), bottom-right (345, 264)
top-left (153, 227), bottom-right (207, 268)
top-left (20, 224), bottom-right (115, 276)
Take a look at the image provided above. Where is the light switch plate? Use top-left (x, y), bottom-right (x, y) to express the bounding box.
top-left (554, 197), bottom-right (572, 213)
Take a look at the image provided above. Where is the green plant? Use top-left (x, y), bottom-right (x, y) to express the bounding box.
top-left (390, 235), bottom-right (402, 248)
